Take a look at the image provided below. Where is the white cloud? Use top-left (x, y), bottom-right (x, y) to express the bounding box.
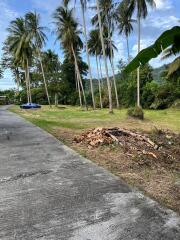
top-left (150, 54), bottom-right (174, 68)
top-left (144, 15), bottom-right (179, 30)
top-left (0, 0), bottom-right (18, 44)
top-left (132, 39), bottom-right (153, 54)
top-left (154, 0), bottom-right (173, 10)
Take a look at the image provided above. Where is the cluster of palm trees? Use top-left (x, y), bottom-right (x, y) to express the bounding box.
top-left (3, 0), bottom-right (156, 112)
top-left (4, 12), bottom-right (51, 106)
top-left (55, 0), bottom-right (155, 112)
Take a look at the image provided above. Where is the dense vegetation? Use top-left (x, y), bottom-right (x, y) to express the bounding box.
top-left (0, 0), bottom-right (179, 111)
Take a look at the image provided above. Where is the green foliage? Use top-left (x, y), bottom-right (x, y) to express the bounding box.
top-left (116, 62), bottom-right (155, 108)
top-left (150, 82), bottom-right (180, 109)
top-left (141, 81), bottom-right (158, 108)
top-left (127, 106), bottom-right (144, 120)
top-left (60, 57), bottom-right (88, 105)
top-left (171, 99), bottom-right (180, 109)
top-left (0, 89), bottom-right (16, 104)
top-left (19, 88), bottom-right (47, 104)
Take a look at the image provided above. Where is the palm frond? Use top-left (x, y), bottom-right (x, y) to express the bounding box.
top-left (125, 26), bottom-right (180, 73)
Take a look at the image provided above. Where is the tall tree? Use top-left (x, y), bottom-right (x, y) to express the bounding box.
top-left (53, 2), bottom-right (87, 109)
top-left (6, 17), bottom-right (33, 103)
top-left (126, 0), bottom-right (155, 107)
top-left (88, 29), bottom-right (103, 108)
top-left (25, 11), bottom-right (51, 106)
top-left (79, 0), bottom-right (96, 109)
top-left (116, 1), bottom-right (136, 62)
top-left (0, 64), bottom-right (3, 79)
top-left (95, 0), bottom-right (113, 113)
top-left (40, 49), bottom-right (61, 105)
top-left (92, 0), bottom-right (119, 109)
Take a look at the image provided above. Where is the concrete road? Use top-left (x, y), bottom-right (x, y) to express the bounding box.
top-left (0, 106), bottom-right (179, 240)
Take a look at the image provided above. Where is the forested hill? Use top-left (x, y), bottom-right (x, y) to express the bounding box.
top-left (152, 65), bottom-right (166, 84)
top-left (85, 65), bottom-right (166, 89)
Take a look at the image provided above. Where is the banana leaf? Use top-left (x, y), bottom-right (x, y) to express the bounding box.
top-left (124, 26), bottom-right (180, 73)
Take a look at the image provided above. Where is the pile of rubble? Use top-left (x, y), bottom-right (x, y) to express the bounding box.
top-left (74, 127), bottom-right (180, 163)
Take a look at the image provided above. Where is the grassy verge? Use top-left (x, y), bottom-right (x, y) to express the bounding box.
top-left (10, 105), bottom-right (180, 212)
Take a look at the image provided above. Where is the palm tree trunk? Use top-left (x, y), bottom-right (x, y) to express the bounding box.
top-left (110, 59), bottom-right (119, 108)
top-left (55, 93), bottom-right (58, 107)
top-left (99, 56), bottom-right (104, 88)
top-left (77, 74), bottom-right (83, 108)
top-left (96, 0), bottom-right (113, 113)
top-left (15, 68), bottom-right (20, 94)
top-left (27, 59), bottom-right (32, 103)
top-left (71, 44), bottom-right (87, 110)
top-left (95, 53), bottom-right (103, 109)
top-left (38, 49), bottom-right (51, 107)
top-left (126, 36), bottom-right (130, 63)
top-left (25, 67), bottom-right (30, 103)
top-left (81, 3), bottom-right (95, 110)
top-left (75, 71), bottom-right (82, 107)
top-left (137, 16), bottom-right (141, 107)
top-left (76, 64), bottom-right (87, 110)
top-left (107, 19), bottom-right (119, 109)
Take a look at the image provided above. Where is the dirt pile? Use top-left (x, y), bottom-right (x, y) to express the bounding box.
top-left (74, 127), bottom-right (180, 169)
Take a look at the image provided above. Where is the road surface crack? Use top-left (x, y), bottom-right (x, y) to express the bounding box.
top-left (0, 169), bottom-right (52, 184)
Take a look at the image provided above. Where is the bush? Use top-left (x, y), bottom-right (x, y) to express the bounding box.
top-left (127, 106), bottom-right (144, 120)
top-left (171, 99), bottom-right (180, 109)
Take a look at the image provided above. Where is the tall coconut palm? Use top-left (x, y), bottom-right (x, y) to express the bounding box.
top-left (116, 1), bottom-right (136, 62)
top-left (53, 2), bottom-right (87, 109)
top-left (92, 0), bottom-right (119, 109)
top-left (0, 66), bottom-right (3, 79)
top-left (95, 0), bottom-right (113, 113)
top-left (88, 29), bottom-right (103, 108)
top-left (40, 49), bottom-right (61, 105)
top-left (78, 0), bottom-right (96, 109)
top-left (126, 0), bottom-right (156, 107)
top-left (98, 56), bottom-right (104, 87)
top-left (25, 11), bottom-right (51, 106)
top-left (103, 26), bottom-right (119, 107)
top-left (6, 17), bottom-right (33, 103)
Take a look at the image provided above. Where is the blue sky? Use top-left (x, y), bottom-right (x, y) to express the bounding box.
top-left (0, 0), bottom-right (179, 90)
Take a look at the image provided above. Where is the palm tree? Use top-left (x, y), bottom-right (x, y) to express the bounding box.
top-left (25, 11), bottom-right (51, 106)
top-left (103, 26), bottom-right (119, 108)
top-left (41, 49), bottom-right (61, 105)
top-left (0, 65), bottom-right (3, 79)
top-left (53, 2), bottom-right (87, 109)
top-left (126, 0), bottom-right (156, 107)
top-left (93, 0), bottom-right (119, 109)
top-left (6, 17), bottom-right (33, 103)
top-left (95, 0), bottom-right (113, 113)
top-left (116, 1), bottom-right (136, 62)
top-left (99, 55), bottom-right (104, 88)
top-left (88, 29), bottom-right (103, 108)
top-left (79, 0), bottom-right (96, 109)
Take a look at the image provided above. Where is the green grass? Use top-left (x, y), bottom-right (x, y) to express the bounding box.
top-left (10, 105), bottom-right (180, 133)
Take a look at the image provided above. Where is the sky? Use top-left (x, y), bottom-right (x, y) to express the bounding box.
top-left (0, 0), bottom-right (179, 90)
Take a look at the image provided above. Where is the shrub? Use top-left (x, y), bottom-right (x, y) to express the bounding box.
top-left (127, 106), bottom-right (144, 120)
top-left (171, 99), bottom-right (180, 109)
